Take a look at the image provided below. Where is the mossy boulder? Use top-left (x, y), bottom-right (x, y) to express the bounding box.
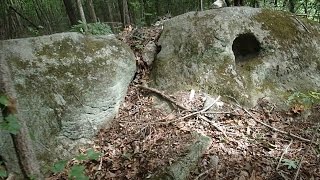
top-left (151, 7), bottom-right (320, 106)
top-left (0, 32), bottom-right (136, 174)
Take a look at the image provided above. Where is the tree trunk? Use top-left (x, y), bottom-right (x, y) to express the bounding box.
top-left (33, 0), bottom-right (53, 33)
top-left (63, 0), bottom-right (77, 25)
top-left (0, 68), bottom-right (42, 179)
top-left (234, 0), bottom-right (245, 6)
top-left (303, 0), bottom-right (308, 14)
top-left (76, 0), bottom-right (88, 32)
top-left (117, 0), bottom-right (124, 27)
top-left (288, 0), bottom-right (295, 13)
top-left (12, 124), bottom-right (42, 179)
top-left (87, 0), bottom-right (97, 23)
top-left (122, 0), bottom-right (130, 26)
top-left (9, 0), bottom-right (22, 29)
top-left (225, 0), bottom-right (231, 7)
top-left (105, 0), bottom-right (114, 29)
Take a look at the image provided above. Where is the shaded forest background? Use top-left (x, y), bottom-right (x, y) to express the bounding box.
top-left (0, 0), bottom-right (319, 40)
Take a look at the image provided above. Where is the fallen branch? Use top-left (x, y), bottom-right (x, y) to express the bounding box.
top-left (133, 87), bottom-right (228, 135)
top-left (199, 115), bottom-right (228, 138)
top-left (135, 85), bottom-right (189, 111)
top-left (98, 155), bottom-right (103, 171)
top-left (195, 167), bottom-right (215, 180)
top-left (200, 95), bottom-right (221, 113)
top-left (201, 111), bottom-right (233, 114)
top-left (294, 134), bottom-right (316, 180)
top-left (169, 95), bottom-right (222, 123)
top-left (235, 104), bottom-right (316, 144)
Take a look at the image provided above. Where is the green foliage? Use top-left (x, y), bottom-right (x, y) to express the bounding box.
top-left (0, 114), bottom-right (21, 135)
top-left (0, 95), bottom-right (21, 134)
top-left (76, 149), bottom-right (101, 161)
top-left (27, 27), bottom-right (40, 36)
top-left (287, 91), bottom-right (320, 107)
top-left (85, 149), bottom-right (101, 160)
top-left (282, 159), bottom-right (298, 169)
top-left (0, 168), bottom-right (7, 178)
top-left (70, 20), bottom-right (86, 34)
top-left (51, 160), bottom-right (67, 174)
top-left (69, 165), bottom-right (89, 180)
top-left (0, 96), bottom-right (9, 106)
top-left (71, 21), bottom-right (113, 35)
top-left (0, 160), bottom-right (7, 178)
top-left (51, 149), bottom-right (101, 178)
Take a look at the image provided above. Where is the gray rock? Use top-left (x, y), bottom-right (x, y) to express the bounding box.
top-left (0, 32), bottom-right (136, 174)
top-left (151, 133), bottom-right (212, 180)
top-left (142, 41), bottom-right (157, 66)
top-left (151, 7), bottom-right (320, 107)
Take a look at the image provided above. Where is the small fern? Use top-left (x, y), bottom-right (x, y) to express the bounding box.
top-left (71, 21), bottom-right (113, 35)
top-left (287, 91), bottom-right (320, 108)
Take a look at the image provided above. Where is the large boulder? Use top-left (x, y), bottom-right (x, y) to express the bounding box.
top-left (0, 32), bottom-right (136, 174)
top-left (151, 7), bottom-right (320, 106)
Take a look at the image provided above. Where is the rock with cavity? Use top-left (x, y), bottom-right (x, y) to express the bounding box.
top-left (151, 7), bottom-right (320, 107)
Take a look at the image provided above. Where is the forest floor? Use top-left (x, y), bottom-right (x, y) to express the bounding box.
top-left (50, 24), bottom-right (320, 180)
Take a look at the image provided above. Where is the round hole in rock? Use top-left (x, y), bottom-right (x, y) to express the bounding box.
top-left (232, 33), bottom-right (261, 62)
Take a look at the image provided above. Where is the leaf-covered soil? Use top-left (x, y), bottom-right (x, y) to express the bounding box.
top-left (49, 23), bottom-right (320, 180)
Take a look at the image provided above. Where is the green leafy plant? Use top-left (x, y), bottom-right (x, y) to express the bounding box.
top-left (287, 91), bottom-right (320, 107)
top-left (70, 20), bottom-right (86, 34)
top-left (1, 114), bottom-right (21, 135)
top-left (0, 160), bottom-right (7, 178)
top-left (71, 21), bottom-right (113, 35)
top-left (88, 22), bottom-right (113, 35)
top-left (27, 26), bottom-right (39, 36)
top-left (0, 168), bottom-right (7, 178)
top-left (51, 160), bottom-right (67, 174)
top-left (69, 165), bottom-right (88, 180)
top-left (0, 96), bottom-right (9, 106)
top-left (282, 159), bottom-right (298, 170)
top-left (51, 149), bottom-right (101, 179)
top-left (76, 149), bottom-right (101, 161)
top-left (0, 95), bottom-right (21, 134)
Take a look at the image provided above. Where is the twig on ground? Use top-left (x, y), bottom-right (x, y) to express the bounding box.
top-left (199, 115), bottom-right (228, 138)
top-left (201, 111), bottom-right (233, 114)
top-left (195, 167), bottom-right (215, 180)
top-left (294, 134), bottom-right (316, 180)
top-left (162, 96), bottom-right (220, 123)
top-left (276, 139), bottom-right (293, 170)
top-left (98, 155), bottom-right (103, 170)
top-left (130, 88), bottom-right (228, 135)
top-left (234, 103), bottom-right (316, 144)
top-left (135, 85), bottom-right (189, 111)
top-left (200, 96), bottom-right (221, 112)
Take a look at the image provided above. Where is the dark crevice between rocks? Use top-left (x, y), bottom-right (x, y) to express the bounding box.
top-left (232, 33), bottom-right (261, 63)
top-left (156, 45), bottom-right (162, 54)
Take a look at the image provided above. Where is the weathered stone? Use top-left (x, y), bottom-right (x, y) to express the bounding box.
top-left (142, 41), bottom-right (157, 66)
top-left (151, 7), bottom-right (320, 107)
top-left (150, 133), bottom-right (212, 180)
top-left (0, 32), bottom-right (136, 174)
